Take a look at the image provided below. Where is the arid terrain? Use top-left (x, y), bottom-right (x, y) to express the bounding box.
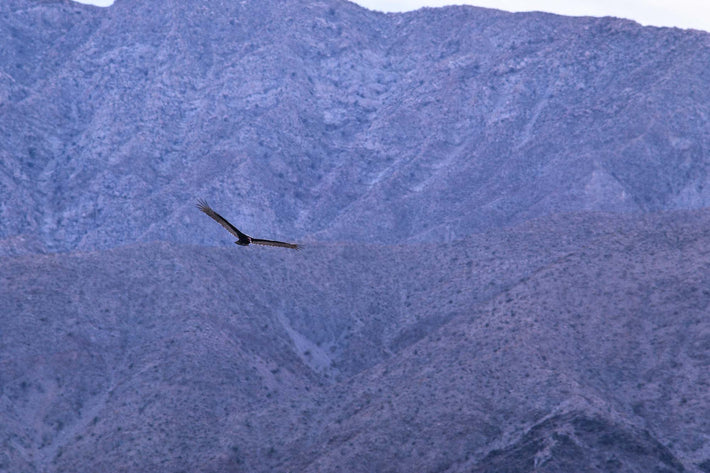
top-left (1, 0), bottom-right (708, 471)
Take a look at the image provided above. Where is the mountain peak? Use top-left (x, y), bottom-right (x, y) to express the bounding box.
top-left (1, 0), bottom-right (707, 252)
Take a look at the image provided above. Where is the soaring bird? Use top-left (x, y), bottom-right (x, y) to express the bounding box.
top-left (196, 199), bottom-right (299, 249)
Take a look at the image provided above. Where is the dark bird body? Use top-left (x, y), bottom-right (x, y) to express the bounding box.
top-left (197, 199), bottom-right (299, 249)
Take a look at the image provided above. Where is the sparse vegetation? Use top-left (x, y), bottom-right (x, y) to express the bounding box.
top-left (0, 0), bottom-right (708, 471)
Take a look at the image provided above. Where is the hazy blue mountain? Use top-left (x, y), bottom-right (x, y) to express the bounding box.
top-left (1, 0), bottom-right (708, 252)
top-left (2, 211), bottom-right (709, 472)
top-left (1, 0), bottom-right (708, 472)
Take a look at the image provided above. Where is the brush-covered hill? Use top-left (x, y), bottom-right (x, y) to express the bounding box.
top-left (1, 211), bottom-right (709, 472)
top-left (1, 0), bottom-right (708, 252)
top-left (1, 0), bottom-right (709, 471)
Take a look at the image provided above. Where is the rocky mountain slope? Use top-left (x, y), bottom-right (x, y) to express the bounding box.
top-left (1, 0), bottom-right (709, 471)
top-left (1, 211), bottom-right (709, 472)
top-left (1, 0), bottom-right (708, 252)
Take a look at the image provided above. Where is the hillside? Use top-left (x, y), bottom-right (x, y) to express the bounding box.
top-left (1, 0), bottom-right (708, 471)
top-left (2, 210), bottom-right (709, 472)
top-left (1, 0), bottom-right (708, 252)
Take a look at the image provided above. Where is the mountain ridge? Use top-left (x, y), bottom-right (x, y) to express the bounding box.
top-left (2, 210), bottom-right (708, 471)
top-left (1, 0), bottom-right (708, 471)
top-left (1, 0), bottom-right (708, 252)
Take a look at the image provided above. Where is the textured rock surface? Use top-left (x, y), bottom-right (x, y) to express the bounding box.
top-left (1, 211), bottom-right (709, 472)
top-left (1, 0), bottom-right (708, 252)
top-left (1, 0), bottom-right (709, 471)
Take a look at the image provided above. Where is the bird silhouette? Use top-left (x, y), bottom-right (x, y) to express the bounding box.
top-left (197, 199), bottom-right (299, 249)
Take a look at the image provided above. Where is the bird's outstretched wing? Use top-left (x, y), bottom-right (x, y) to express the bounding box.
top-left (197, 199), bottom-right (299, 249)
top-left (251, 238), bottom-right (299, 250)
top-left (196, 199), bottom-right (250, 242)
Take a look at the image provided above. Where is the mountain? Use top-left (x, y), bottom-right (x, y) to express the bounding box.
top-left (1, 211), bottom-right (709, 472)
top-left (1, 0), bottom-right (708, 252)
top-left (1, 0), bottom-right (708, 471)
